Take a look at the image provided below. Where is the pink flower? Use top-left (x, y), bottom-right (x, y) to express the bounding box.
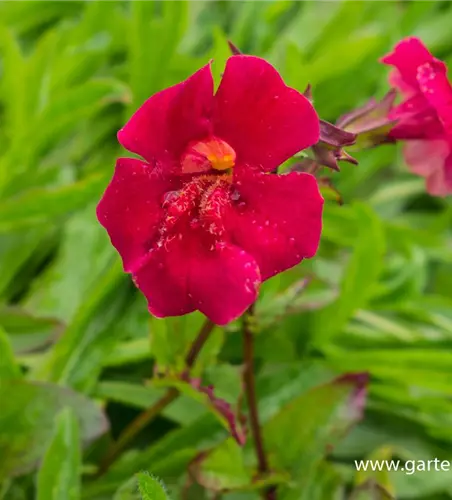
top-left (97, 56), bottom-right (323, 325)
top-left (382, 37), bottom-right (452, 196)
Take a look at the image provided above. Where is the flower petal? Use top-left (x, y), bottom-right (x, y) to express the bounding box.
top-left (189, 243), bottom-right (260, 325)
top-left (133, 231), bottom-right (260, 325)
top-left (132, 236), bottom-right (196, 319)
top-left (389, 94), bottom-right (443, 140)
top-left (417, 61), bottom-right (452, 134)
top-left (382, 37), bottom-right (439, 89)
top-left (118, 64), bottom-right (214, 167)
top-left (225, 168), bottom-right (324, 280)
top-left (403, 140), bottom-right (452, 196)
top-left (96, 158), bottom-right (177, 273)
top-left (213, 55), bottom-right (319, 172)
top-left (388, 69), bottom-right (417, 97)
top-left (426, 162), bottom-right (452, 197)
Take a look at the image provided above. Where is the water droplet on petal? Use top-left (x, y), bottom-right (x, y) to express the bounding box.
top-left (190, 218), bottom-right (200, 229)
top-left (162, 190), bottom-right (179, 207)
top-left (231, 189), bottom-right (241, 201)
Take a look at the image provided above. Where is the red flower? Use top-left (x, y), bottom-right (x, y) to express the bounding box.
top-left (382, 37), bottom-right (452, 196)
top-left (97, 56), bottom-right (323, 325)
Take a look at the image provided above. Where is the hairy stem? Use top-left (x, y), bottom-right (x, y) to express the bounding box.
top-left (98, 318), bottom-right (216, 475)
top-left (243, 305), bottom-right (277, 500)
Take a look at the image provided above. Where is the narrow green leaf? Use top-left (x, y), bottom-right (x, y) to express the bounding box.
top-left (0, 229), bottom-right (48, 298)
top-left (313, 202), bottom-right (385, 344)
top-left (0, 326), bottom-right (21, 380)
top-left (0, 2), bottom-right (80, 36)
top-left (31, 79), bottom-right (128, 159)
top-left (0, 174), bottom-right (109, 232)
top-left (128, 1), bottom-right (188, 109)
top-left (0, 380), bottom-right (107, 478)
top-left (25, 207), bottom-right (117, 322)
top-left (0, 26), bottom-right (26, 145)
top-left (32, 259), bottom-right (129, 391)
top-left (36, 408), bottom-right (81, 500)
top-left (0, 306), bottom-right (63, 355)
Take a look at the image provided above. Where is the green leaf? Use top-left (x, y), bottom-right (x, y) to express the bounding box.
top-left (0, 326), bottom-right (21, 380)
top-left (94, 381), bottom-right (205, 425)
top-left (154, 377), bottom-right (245, 445)
top-left (0, 306), bottom-right (63, 354)
top-left (283, 1), bottom-right (344, 54)
top-left (257, 363), bottom-right (337, 422)
top-left (313, 202), bottom-right (385, 345)
top-left (0, 174), bottom-right (110, 232)
top-left (350, 481), bottom-right (394, 500)
top-left (309, 32), bottom-right (384, 84)
top-left (127, 1), bottom-right (188, 109)
top-left (352, 446), bottom-right (395, 497)
top-left (36, 408), bottom-right (81, 500)
top-left (25, 207), bottom-right (117, 322)
top-left (29, 79), bottom-right (128, 163)
top-left (88, 415), bottom-right (225, 498)
top-left (326, 347), bottom-right (452, 392)
top-left (0, 380), bottom-right (107, 478)
top-left (191, 439), bottom-right (252, 492)
top-left (32, 259), bottom-right (130, 391)
top-left (149, 316), bottom-right (199, 372)
top-left (264, 375), bottom-right (367, 495)
top-left (281, 461), bottom-right (344, 500)
top-left (113, 476), bottom-right (141, 500)
top-left (150, 313), bottom-right (222, 374)
top-left (137, 473), bottom-right (170, 500)
top-left (0, 2), bottom-right (80, 37)
top-left (210, 27), bottom-right (232, 86)
top-left (0, 229), bottom-right (50, 298)
top-left (0, 26), bottom-right (26, 151)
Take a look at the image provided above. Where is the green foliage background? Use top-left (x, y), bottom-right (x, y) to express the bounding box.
top-left (1, 1), bottom-right (452, 499)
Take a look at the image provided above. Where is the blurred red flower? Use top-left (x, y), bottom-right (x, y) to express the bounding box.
top-left (382, 37), bottom-right (452, 196)
top-left (97, 56), bottom-right (323, 325)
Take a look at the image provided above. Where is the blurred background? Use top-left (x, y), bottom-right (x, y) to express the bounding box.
top-left (1, 1), bottom-right (452, 499)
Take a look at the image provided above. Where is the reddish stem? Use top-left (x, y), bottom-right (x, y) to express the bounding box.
top-left (97, 319), bottom-right (216, 475)
top-left (243, 305), bottom-right (277, 500)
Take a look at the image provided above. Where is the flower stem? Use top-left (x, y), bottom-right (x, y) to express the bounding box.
top-left (97, 318), bottom-right (216, 475)
top-left (185, 318), bottom-right (216, 368)
top-left (243, 305), bottom-right (277, 500)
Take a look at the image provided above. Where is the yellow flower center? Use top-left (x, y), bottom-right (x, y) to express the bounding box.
top-left (182, 137), bottom-right (236, 174)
